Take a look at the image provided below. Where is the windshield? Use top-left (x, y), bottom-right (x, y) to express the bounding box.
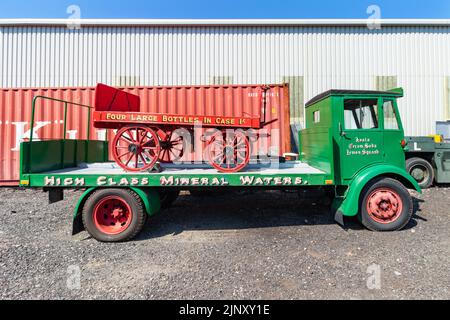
top-left (344, 99), bottom-right (379, 130)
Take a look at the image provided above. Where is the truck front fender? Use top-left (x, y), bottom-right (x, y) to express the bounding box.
top-left (334, 164), bottom-right (422, 218)
top-left (72, 187), bottom-right (161, 235)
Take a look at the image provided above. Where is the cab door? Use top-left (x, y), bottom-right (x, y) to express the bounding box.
top-left (339, 97), bottom-right (384, 181)
top-left (382, 99), bottom-right (405, 169)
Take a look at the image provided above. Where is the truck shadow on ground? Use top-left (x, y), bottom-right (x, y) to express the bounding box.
top-left (135, 191), bottom-right (423, 241)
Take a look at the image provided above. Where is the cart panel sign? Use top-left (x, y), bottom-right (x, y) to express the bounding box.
top-left (93, 111), bottom-right (261, 128)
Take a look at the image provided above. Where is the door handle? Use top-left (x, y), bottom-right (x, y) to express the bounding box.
top-left (339, 123), bottom-right (346, 137)
top-left (339, 123), bottom-right (351, 139)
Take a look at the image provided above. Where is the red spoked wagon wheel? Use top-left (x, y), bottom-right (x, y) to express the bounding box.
top-left (157, 129), bottom-right (185, 163)
top-left (113, 125), bottom-right (161, 172)
top-left (207, 130), bottom-right (250, 173)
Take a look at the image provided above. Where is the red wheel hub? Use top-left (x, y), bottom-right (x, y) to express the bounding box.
top-left (366, 188), bottom-right (403, 224)
top-left (157, 129), bottom-right (185, 163)
top-left (93, 196), bottom-right (133, 235)
top-left (112, 126), bottom-right (161, 172)
top-left (207, 130), bottom-right (250, 173)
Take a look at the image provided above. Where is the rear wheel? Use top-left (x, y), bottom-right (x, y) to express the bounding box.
top-left (82, 189), bottom-right (147, 242)
top-left (359, 178), bottom-right (413, 232)
top-left (406, 157), bottom-right (434, 189)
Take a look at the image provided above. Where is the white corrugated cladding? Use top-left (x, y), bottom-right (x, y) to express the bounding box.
top-left (1, 20), bottom-right (450, 135)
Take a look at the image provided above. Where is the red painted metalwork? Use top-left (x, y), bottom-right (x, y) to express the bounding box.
top-left (94, 84), bottom-right (266, 172)
top-left (157, 129), bottom-right (185, 163)
top-left (94, 84), bottom-right (140, 113)
top-left (0, 84), bottom-right (290, 184)
top-left (93, 196), bottom-right (133, 235)
top-left (366, 188), bottom-right (403, 224)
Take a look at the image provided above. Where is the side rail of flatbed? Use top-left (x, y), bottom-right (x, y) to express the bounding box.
top-left (20, 95), bottom-right (109, 183)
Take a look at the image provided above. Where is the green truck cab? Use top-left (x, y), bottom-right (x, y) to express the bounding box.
top-left (19, 88), bottom-right (421, 242)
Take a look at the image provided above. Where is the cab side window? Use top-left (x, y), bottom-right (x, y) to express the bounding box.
top-left (344, 99), bottom-right (379, 130)
top-left (383, 100), bottom-right (399, 130)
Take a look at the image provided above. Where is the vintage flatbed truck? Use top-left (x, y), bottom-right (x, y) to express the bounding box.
top-left (18, 87), bottom-right (421, 242)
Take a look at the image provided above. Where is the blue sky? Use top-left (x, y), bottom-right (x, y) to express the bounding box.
top-left (0, 0), bottom-right (449, 19)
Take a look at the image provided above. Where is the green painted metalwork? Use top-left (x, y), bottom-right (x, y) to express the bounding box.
top-left (20, 140), bottom-right (108, 174)
top-left (300, 96), bottom-right (335, 174)
top-left (29, 96), bottom-right (92, 143)
top-left (73, 187), bottom-right (97, 220)
top-left (24, 170), bottom-right (330, 188)
top-left (130, 187), bottom-right (161, 216)
top-left (27, 95), bottom-right (95, 176)
top-left (302, 90), bottom-right (406, 186)
top-left (334, 164), bottom-right (421, 217)
top-left (387, 87), bottom-right (404, 96)
top-left (71, 187), bottom-right (97, 235)
top-left (382, 98), bottom-right (406, 169)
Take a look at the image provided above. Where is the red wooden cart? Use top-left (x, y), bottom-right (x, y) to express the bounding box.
top-left (93, 84), bottom-right (271, 173)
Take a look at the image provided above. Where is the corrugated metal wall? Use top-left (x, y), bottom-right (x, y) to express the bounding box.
top-left (1, 25), bottom-right (450, 133)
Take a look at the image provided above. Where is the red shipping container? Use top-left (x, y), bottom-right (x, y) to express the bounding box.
top-left (0, 84), bottom-right (291, 185)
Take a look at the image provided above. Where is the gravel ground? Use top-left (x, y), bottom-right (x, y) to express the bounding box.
top-left (0, 186), bottom-right (449, 300)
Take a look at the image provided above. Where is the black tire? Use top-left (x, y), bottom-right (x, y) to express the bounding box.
top-left (159, 189), bottom-right (180, 209)
top-left (359, 177), bottom-right (413, 232)
top-left (406, 157), bottom-right (434, 189)
top-left (82, 189), bottom-right (147, 242)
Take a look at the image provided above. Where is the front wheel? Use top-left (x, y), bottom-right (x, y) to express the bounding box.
top-left (82, 189), bottom-right (147, 242)
top-left (359, 178), bottom-right (413, 232)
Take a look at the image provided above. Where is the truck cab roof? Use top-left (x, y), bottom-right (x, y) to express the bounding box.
top-left (306, 88), bottom-right (404, 107)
